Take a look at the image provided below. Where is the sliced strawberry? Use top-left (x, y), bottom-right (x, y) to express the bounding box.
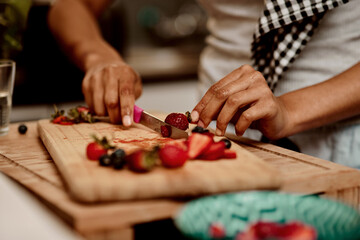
top-left (198, 141), bottom-right (226, 160)
top-left (277, 221), bottom-right (317, 240)
top-left (125, 149), bottom-right (157, 172)
top-left (52, 116), bottom-right (68, 124)
top-left (222, 149), bottom-right (237, 159)
top-left (208, 222), bottom-right (226, 239)
top-left (159, 144), bottom-right (188, 168)
top-left (86, 142), bottom-right (107, 160)
top-left (165, 113), bottom-right (189, 130)
top-left (165, 139), bottom-right (188, 150)
top-left (58, 121), bottom-right (74, 125)
top-left (76, 106), bottom-right (89, 113)
top-left (160, 125), bottom-right (171, 138)
top-left (187, 133), bottom-right (213, 159)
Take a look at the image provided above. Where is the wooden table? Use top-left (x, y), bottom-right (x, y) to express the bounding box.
top-left (1, 121), bottom-right (359, 240)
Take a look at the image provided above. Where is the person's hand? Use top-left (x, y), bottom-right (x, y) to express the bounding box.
top-left (82, 60), bottom-right (142, 126)
top-left (190, 64), bottom-right (291, 140)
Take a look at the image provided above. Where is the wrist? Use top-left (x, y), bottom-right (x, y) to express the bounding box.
top-left (276, 94), bottom-right (304, 138)
top-left (75, 39), bottom-right (125, 71)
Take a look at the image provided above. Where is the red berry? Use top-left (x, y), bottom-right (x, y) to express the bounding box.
top-left (86, 142), bottom-right (107, 160)
top-left (76, 106), bottom-right (89, 113)
top-left (187, 133), bottom-right (213, 159)
top-left (161, 125), bottom-right (171, 138)
top-left (209, 222), bottom-right (226, 239)
top-left (222, 149), bottom-right (237, 159)
top-left (125, 149), bottom-right (157, 172)
top-left (277, 221), bottom-right (317, 240)
top-left (165, 113), bottom-right (189, 130)
top-left (198, 141), bottom-right (226, 160)
top-left (159, 144), bottom-right (188, 168)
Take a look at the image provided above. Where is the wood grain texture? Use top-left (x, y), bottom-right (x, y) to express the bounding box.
top-left (37, 119), bottom-right (281, 202)
top-left (1, 120), bottom-right (360, 239)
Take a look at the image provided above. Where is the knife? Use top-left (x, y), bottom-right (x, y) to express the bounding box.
top-left (93, 105), bottom-right (188, 139)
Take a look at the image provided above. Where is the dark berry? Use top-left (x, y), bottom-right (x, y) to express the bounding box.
top-left (111, 149), bottom-right (126, 169)
top-left (99, 154), bottom-right (113, 167)
top-left (18, 124), bottom-right (28, 134)
top-left (191, 126), bottom-right (209, 133)
top-left (111, 149), bottom-right (125, 160)
top-left (220, 139), bottom-right (231, 149)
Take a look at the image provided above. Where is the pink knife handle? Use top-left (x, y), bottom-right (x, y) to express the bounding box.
top-left (133, 105), bottom-right (143, 123)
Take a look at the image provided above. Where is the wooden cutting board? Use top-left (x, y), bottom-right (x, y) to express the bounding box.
top-left (37, 119), bottom-right (281, 203)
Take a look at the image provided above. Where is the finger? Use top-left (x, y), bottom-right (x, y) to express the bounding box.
top-left (191, 66), bottom-right (246, 122)
top-left (92, 71), bottom-right (106, 116)
top-left (82, 74), bottom-right (94, 112)
top-left (197, 70), bottom-right (259, 128)
top-left (234, 102), bottom-right (267, 136)
top-left (104, 67), bottom-right (121, 123)
top-left (215, 87), bottom-right (262, 135)
top-left (119, 68), bottom-right (137, 127)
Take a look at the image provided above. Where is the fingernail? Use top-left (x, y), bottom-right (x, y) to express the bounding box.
top-left (198, 120), bottom-right (204, 128)
top-left (215, 128), bottom-right (223, 136)
top-left (123, 115), bottom-right (132, 127)
top-left (191, 111), bottom-right (199, 122)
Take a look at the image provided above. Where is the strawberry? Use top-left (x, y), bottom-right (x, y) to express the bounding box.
top-left (208, 222), bottom-right (226, 239)
top-left (159, 144), bottom-right (188, 168)
top-left (198, 141), bottom-right (226, 160)
top-left (277, 221), bottom-right (317, 240)
top-left (165, 113), bottom-right (189, 130)
top-left (236, 221), bottom-right (317, 240)
top-left (222, 149), bottom-right (237, 159)
top-left (86, 142), bottom-right (107, 160)
top-left (187, 133), bottom-right (213, 159)
top-left (164, 139), bottom-right (188, 150)
top-left (76, 106), bottom-right (89, 113)
top-left (236, 221), bottom-right (280, 240)
top-left (52, 116), bottom-right (74, 125)
top-left (86, 135), bottom-right (114, 160)
top-left (161, 125), bottom-right (171, 138)
top-left (125, 148), bottom-right (158, 172)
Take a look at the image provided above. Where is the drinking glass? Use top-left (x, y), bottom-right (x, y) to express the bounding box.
top-left (0, 60), bottom-right (16, 136)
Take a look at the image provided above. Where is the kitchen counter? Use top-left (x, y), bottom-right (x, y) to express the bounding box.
top-left (0, 121), bottom-right (359, 239)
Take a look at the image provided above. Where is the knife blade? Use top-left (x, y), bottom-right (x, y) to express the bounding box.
top-left (93, 105), bottom-right (188, 139)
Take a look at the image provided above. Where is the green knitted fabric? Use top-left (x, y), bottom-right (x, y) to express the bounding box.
top-left (175, 191), bottom-right (360, 240)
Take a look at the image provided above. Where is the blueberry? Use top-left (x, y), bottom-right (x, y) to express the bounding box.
top-left (221, 139), bottom-right (231, 149)
top-left (191, 126), bottom-right (209, 133)
top-left (99, 154), bottom-right (113, 167)
top-left (111, 149), bottom-right (126, 170)
top-left (18, 124), bottom-right (28, 134)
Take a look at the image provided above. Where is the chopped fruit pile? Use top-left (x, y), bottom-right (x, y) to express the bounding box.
top-left (51, 105), bottom-right (95, 125)
top-left (85, 126), bottom-right (237, 173)
top-left (235, 221), bottom-right (317, 240)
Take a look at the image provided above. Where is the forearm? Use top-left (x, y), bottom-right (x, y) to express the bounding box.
top-left (279, 61), bottom-right (360, 137)
top-left (47, 0), bottom-right (122, 71)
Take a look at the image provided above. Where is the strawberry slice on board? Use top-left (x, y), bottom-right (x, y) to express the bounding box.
top-left (222, 149), bottom-right (237, 159)
top-left (198, 141), bottom-right (226, 160)
top-left (187, 133), bottom-right (213, 159)
top-left (125, 149), bottom-right (158, 172)
top-left (86, 142), bottom-right (107, 160)
top-left (159, 144), bottom-right (188, 168)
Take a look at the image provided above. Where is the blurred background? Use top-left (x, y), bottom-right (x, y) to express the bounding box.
top-left (3, 0), bottom-right (208, 122)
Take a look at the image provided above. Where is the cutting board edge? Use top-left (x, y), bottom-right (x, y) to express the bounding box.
top-left (37, 119), bottom-right (100, 203)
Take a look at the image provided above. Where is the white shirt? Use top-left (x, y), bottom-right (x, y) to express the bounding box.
top-left (196, 0), bottom-right (360, 167)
